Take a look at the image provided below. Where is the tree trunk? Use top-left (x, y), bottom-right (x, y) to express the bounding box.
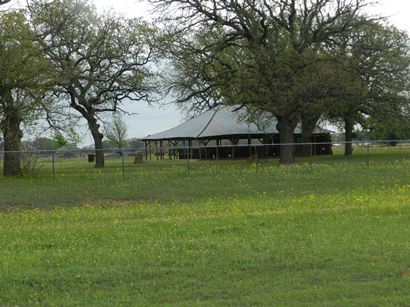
top-left (344, 117), bottom-right (354, 156)
top-left (2, 114), bottom-right (23, 177)
top-left (88, 117), bottom-right (105, 168)
top-left (277, 117), bottom-right (296, 165)
top-left (300, 115), bottom-right (319, 157)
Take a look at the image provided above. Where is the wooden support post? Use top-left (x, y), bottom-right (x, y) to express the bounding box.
top-left (312, 135), bottom-right (316, 156)
top-left (155, 141), bottom-right (159, 160)
top-left (264, 135), bottom-right (269, 157)
top-left (173, 140), bottom-right (178, 160)
top-left (202, 140), bottom-right (209, 160)
top-left (231, 138), bottom-right (238, 159)
top-left (175, 140), bottom-right (179, 159)
top-left (248, 135), bottom-right (252, 158)
top-left (182, 140), bottom-right (186, 159)
top-left (216, 139), bottom-right (219, 160)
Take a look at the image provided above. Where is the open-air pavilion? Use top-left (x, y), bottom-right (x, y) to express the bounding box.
top-left (142, 106), bottom-right (332, 160)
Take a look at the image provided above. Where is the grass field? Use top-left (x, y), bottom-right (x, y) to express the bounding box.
top-left (0, 147), bottom-right (409, 305)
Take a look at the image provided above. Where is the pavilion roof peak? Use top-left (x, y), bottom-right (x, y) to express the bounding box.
top-left (142, 105), bottom-right (329, 140)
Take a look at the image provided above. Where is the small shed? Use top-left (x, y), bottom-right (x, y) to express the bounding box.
top-left (142, 106), bottom-right (332, 159)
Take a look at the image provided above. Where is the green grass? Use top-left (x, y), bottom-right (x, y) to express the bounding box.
top-left (1, 145), bottom-right (410, 209)
top-left (0, 147), bottom-right (409, 305)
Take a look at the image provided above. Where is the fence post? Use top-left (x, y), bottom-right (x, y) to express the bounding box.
top-left (367, 142), bottom-right (370, 168)
top-left (121, 149), bottom-right (125, 179)
top-left (52, 151), bottom-right (55, 179)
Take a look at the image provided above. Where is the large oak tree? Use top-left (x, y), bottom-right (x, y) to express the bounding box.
top-left (0, 11), bottom-right (50, 176)
top-left (28, 0), bottom-right (156, 167)
top-left (329, 20), bottom-right (410, 156)
top-left (152, 0), bottom-right (370, 164)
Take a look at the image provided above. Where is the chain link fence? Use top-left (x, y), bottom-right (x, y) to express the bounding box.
top-left (1, 140), bottom-right (410, 178)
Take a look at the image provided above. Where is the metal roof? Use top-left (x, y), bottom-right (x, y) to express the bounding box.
top-left (142, 105), bottom-right (328, 140)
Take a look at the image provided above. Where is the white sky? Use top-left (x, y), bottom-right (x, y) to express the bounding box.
top-left (10, 0), bottom-right (410, 143)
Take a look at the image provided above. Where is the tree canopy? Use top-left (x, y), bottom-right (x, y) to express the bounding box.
top-left (326, 20), bottom-right (410, 155)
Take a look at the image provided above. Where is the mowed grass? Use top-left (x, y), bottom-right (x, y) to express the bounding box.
top-left (0, 147), bottom-right (409, 305)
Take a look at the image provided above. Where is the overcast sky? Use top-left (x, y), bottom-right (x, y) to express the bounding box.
top-left (11, 0), bottom-right (410, 143)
